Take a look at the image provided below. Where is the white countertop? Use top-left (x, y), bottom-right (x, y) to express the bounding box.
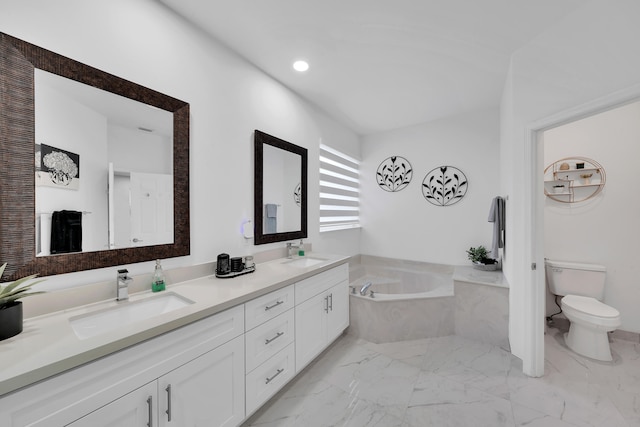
top-left (0, 253), bottom-right (348, 397)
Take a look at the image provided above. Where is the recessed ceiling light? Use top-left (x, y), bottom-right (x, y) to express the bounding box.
top-left (293, 60), bottom-right (309, 72)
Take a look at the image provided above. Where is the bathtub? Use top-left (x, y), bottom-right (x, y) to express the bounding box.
top-left (350, 272), bottom-right (453, 301)
top-left (348, 257), bottom-right (455, 343)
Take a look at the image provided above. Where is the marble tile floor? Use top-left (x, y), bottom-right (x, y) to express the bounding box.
top-left (242, 326), bottom-right (640, 427)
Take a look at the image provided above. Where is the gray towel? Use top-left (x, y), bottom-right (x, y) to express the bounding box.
top-left (266, 203), bottom-right (277, 217)
top-left (488, 196), bottom-right (505, 260)
top-left (265, 204), bottom-right (277, 233)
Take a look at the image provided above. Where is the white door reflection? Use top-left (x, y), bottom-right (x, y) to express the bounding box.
top-left (109, 167), bottom-right (173, 249)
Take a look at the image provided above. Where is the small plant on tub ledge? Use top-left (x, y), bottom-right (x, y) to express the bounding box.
top-left (466, 246), bottom-right (500, 271)
top-left (0, 263), bottom-right (45, 341)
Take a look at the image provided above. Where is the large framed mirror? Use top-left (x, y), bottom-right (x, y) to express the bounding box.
top-left (254, 130), bottom-right (307, 245)
top-left (0, 32), bottom-right (190, 280)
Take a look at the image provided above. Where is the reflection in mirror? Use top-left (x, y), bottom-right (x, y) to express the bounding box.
top-left (0, 32), bottom-right (190, 280)
top-left (254, 130), bottom-right (307, 245)
top-left (262, 144), bottom-right (301, 234)
top-left (35, 70), bottom-right (174, 256)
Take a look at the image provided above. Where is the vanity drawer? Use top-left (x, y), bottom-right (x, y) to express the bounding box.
top-left (245, 342), bottom-right (295, 416)
top-left (245, 284), bottom-right (294, 330)
top-left (245, 309), bottom-right (294, 372)
top-left (295, 264), bottom-right (348, 304)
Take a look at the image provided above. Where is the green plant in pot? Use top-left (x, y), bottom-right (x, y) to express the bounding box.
top-left (466, 246), bottom-right (499, 271)
top-left (0, 263), bottom-right (45, 341)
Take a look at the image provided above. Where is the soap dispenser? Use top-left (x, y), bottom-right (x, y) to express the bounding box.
top-left (152, 259), bottom-right (166, 292)
top-left (298, 239), bottom-right (305, 257)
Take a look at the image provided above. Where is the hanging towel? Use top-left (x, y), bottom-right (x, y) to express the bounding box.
top-left (50, 210), bottom-right (83, 254)
top-left (488, 197), bottom-right (505, 260)
top-left (265, 204), bottom-right (278, 233)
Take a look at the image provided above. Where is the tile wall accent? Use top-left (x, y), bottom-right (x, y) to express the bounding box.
top-left (454, 280), bottom-right (510, 351)
top-left (349, 295), bottom-right (455, 343)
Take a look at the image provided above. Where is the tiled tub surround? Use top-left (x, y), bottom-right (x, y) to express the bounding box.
top-left (454, 266), bottom-right (510, 350)
top-left (348, 263), bottom-right (455, 343)
top-left (348, 256), bottom-right (509, 349)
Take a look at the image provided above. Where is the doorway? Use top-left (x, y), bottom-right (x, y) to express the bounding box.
top-left (527, 90), bottom-right (640, 377)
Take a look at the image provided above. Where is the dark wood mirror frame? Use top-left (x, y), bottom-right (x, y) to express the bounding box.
top-left (254, 130), bottom-right (307, 245)
top-left (0, 32), bottom-right (190, 281)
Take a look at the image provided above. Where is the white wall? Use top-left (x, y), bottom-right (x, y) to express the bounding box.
top-left (544, 101), bottom-right (640, 333)
top-left (501, 0), bottom-right (640, 365)
top-left (108, 124), bottom-right (172, 175)
top-left (1, 0), bottom-right (360, 290)
top-left (361, 108), bottom-right (500, 264)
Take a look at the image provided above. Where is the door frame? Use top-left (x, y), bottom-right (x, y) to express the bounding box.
top-left (523, 83), bottom-right (640, 377)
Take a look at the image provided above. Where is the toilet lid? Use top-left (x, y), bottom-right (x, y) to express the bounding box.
top-left (562, 295), bottom-right (620, 318)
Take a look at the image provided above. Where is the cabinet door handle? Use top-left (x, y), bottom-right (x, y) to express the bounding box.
top-left (265, 300), bottom-right (284, 311)
top-left (328, 293), bottom-right (333, 311)
top-left (324, 295), bottom-right (329, 313)
top-left (265, 368), bottom-right (284, 384)
top-left (265, 331), bottom-right (284, 345)
top-left (165, 384), bottom-right (172, 422)
top-left (147, 396), bottom-right (153, 427)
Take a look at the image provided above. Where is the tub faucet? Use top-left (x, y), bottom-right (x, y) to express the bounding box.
top-left (360, 281), bottom-right (372, 296)
top-left (117, 269), bottom-right (133, 301)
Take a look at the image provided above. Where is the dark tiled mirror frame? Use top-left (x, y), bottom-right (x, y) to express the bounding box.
top-left (0, 32), bottom-right (190, 280)
top-left (253, 130), bottom-right (308, 245)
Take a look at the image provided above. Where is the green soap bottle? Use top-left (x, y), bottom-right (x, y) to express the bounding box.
top-left (152, 259), bottom-right (166, 292)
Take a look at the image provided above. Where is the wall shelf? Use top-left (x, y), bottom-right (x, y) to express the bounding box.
top-left (544, 157), bottom-right (606, 203)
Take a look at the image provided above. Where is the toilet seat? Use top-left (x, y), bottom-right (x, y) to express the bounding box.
top-left (562, 295), bottom-right (619, 317)
top-left (561, 295), bottom-right (621, 329)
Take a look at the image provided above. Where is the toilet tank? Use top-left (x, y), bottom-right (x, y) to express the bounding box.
top-left (545, 259), bottom-right (606, 300)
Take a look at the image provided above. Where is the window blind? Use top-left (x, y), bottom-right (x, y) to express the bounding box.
top-left (319, 143), bottom-right (360, 232)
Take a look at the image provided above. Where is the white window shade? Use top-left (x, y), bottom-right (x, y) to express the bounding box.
top-left (319, 144), bottom-right (360, 232)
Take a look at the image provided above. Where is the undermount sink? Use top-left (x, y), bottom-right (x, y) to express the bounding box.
top-left (70, 292), bottom-right (194, 339)
top-left (282, 257), bottom-right (327, 268)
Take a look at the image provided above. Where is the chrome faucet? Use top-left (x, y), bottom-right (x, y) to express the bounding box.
top-left (117, 269), bottom-right (133, 301)
top-left (286, 241), bottom-right (300, 258)
top-left (360, 281), bottom-right (372, 296)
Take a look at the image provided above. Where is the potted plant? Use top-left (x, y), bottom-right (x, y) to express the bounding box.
top-left (466, 246), bottom-right (500, 271)
top-left (0, 263), bottom-right (45, 341)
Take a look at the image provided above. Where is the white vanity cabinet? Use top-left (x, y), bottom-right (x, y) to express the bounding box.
top-left (244, 285), bottom-right (296, 416)
top-left (69, 335), bottom-right (245, 427)
top-left (243, 264), bottom-right (349, 416)
top-left (0, 260), bottom-right (350, 427)
top-left (295, 264), bottom-right (349, 372)
top-left (157, 335), bottom-right (244, 427)
top-left (0, 305), bottom-right (245, 427)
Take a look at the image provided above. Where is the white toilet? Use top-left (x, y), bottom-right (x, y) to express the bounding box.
top-left (545, 259), bottom-right (621, 361)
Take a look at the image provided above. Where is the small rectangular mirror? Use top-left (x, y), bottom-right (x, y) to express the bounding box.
top-left (254, 130), bottom-right (307, 245)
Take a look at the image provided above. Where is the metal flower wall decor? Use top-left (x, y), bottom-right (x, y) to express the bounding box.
top-left (422, 166), bottom-right (468, 206)
top-left (376, 156), bottom-right (413, 192)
